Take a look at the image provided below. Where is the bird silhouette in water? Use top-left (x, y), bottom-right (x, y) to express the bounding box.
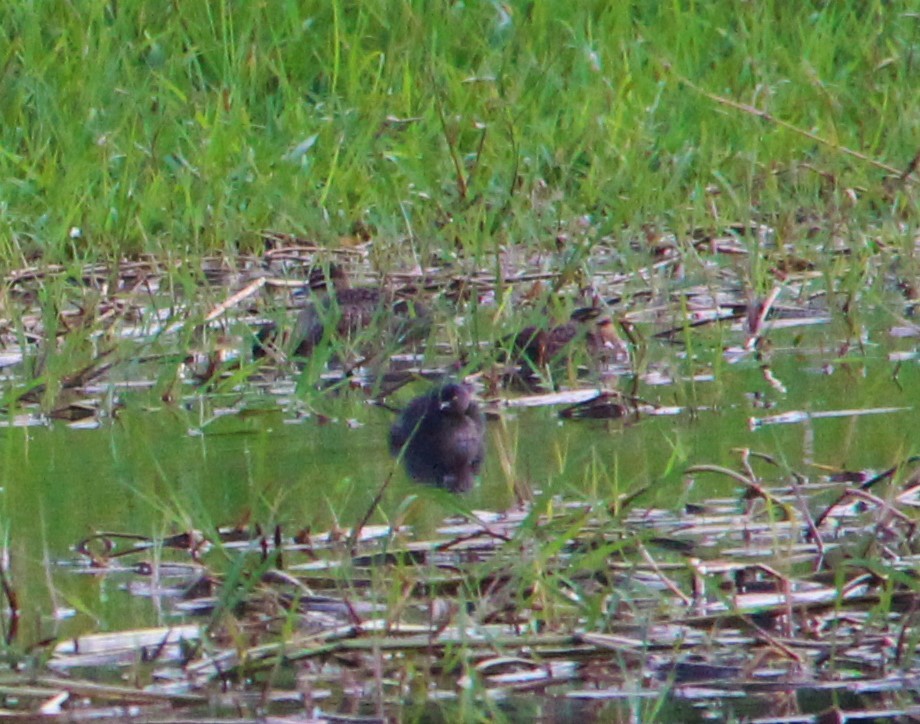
top-left (255, 263), bottom-right (429, 359)
top-left (512, 306), bottom-right (629, 377)
top-left (389, 383), bottom-right (485, 493)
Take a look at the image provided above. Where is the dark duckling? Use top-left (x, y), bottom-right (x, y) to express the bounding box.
top-left (513, 306), bottom-right (629, 372)
top-left (389, 383), bottom-right (486, 493)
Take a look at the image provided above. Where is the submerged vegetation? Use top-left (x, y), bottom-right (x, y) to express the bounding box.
top-left (0, 0), bottom-right (918, 720)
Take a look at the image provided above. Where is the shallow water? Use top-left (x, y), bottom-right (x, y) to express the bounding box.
top-left (4, 248), bottom-right (920, 719)
top-left (5, 323), bottom-right (919, 645)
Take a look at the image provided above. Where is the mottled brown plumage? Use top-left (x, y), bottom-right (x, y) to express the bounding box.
top-left (389, 383), bottom-right (486, 493)
top-left (513, 306), bottom-right (629, 372)
top-left (255, 264), bottom-right (430, 359)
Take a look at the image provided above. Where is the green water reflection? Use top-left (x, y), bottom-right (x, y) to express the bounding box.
top-left (2, 345), bottom-right (919, 642)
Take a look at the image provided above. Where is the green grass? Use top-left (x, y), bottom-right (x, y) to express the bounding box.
top-left (0, 1), bottom-right (916, 266)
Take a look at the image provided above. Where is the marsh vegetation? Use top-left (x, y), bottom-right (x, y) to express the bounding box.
top-left (0, 1), bottom-right (918, 720)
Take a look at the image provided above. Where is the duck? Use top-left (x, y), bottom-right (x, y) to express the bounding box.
top-left (255, 263), bottom-right (430, 359)
top-left (513, 305), bottom-right (629, 374)
top-left (388, 383), bottom-right (486, 493)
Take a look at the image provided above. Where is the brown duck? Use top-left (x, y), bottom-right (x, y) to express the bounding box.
top-left (256, 264), bottom-right (430, 358)
top-left (513, 306), bottom-right (629, 373)
top-left (389, 383), bottom-right (486, 493)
